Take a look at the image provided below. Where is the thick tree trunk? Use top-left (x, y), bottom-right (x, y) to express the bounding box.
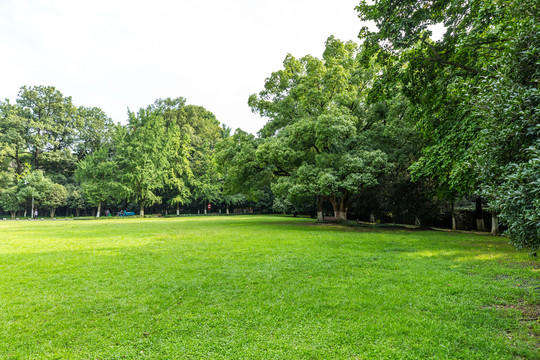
top-left (50, 208), bottom-right (55, 218)
top-left (96, 202), bottom-right (101, 218)
top-left (329, 197), bottom-right (348, 221)
top-left (140, 203), bottom-right (144, 216)
top-left (226, 204), bottom-right (230, 215)
top-left (75, 208), bottom-right (80, 217)
top-left (24, 209), bottom-right (27, 218)
top-left (491, 212), bottom-right (499, 235)
top-left (204, 208), bottom-right (207, 215)
top-left (11, 211), bottom-right (16, 220)
top-left (176, 203), bottom-right (179, 215)
top-left (335, 211), bottom-right (346, 221)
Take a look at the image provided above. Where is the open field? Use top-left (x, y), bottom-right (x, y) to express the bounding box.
top-left (1, 215), bottom-right (538, 359)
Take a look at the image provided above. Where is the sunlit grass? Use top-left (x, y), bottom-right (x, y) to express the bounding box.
top-left (1, 216), bottom-right (538, 359)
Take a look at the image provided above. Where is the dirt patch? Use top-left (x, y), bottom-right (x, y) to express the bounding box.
top-left (489, 301), bottom-right (540, 351)
top-left (490, 302), bottom-right (540, 321)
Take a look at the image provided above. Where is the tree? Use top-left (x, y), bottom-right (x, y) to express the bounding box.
top-left (75, 146), bottom-right (119, 217)
top-left (0, 186), bottom-right (23, 219)
top-left (357, 0), bottom-right (539, 247)
top-left (66, 184), bottom-right (86, 217)
top-left (115, 109), bottom-right (169, 216)
top-left (42, 183), bottom-right (67, 218)
top-left (16, 86), bottom-right (78, 172)
top-left (148, 98), bottom-right (193, 214)
top-left (17, 170), bottom-right (53, 217)
top-left (248, 37), bottom-right (391, 220)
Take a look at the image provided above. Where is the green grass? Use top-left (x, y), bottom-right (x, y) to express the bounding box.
top-left (1, 216), bottom-right (538, 359)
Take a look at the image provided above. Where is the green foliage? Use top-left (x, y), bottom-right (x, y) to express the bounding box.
top-left (75, 146), bottom-right (120, 209)
top-left (75, 106), bottom-right (116, 159)
top-left (0, 185), bottom-right (23, 217)
top-left (492, 144), bottom-right (540, 253)
top-left (216, 130), bottom-right (271, 201)
top-left (248, 37), bottom-right (394, 219)
top-left (16, 170), bottom-right (53, 208)
top-left (357, 0), bottom-right (540, 248)
top-left (115, 110), bottom-right (169, 213)
top-left (42, 182), bottom-right (67, 217)
top-left (65, 184), bottom-right (86, 216)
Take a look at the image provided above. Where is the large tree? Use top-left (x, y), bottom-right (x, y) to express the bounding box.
top-left (248, 36), bottom-right (391, 220)
top-left (16, 86), bottom-right (78, 173)
top-left (115, 110), bottom-right (169, 216)
top-left (357, 0), bottom-right (539, 248)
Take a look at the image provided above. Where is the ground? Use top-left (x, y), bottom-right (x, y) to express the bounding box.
top-left (0, 215), bottom-right (538, 359)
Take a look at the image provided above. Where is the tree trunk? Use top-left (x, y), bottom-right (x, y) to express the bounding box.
top-left (11, 211), bottom-right (16, 220)
top-left (329, 197), bottom-right (348, 221)
top-left (96, 202), bottom-right (101, 218)
top-left (24, 208), bottom-right (27, 218)
top-left (451, 198), bottom-right (457, 231)
top-left (50, 208), bottom-right (55, 218)
top-left (475, 197), bottom-right (485, 232)
top-left (317, 197), bottom-right (324, 221)
top-left (75, 208), bottom-right (80, 217)
top-left (337, 197), bottom-right (348, 221)
top-left (491, 212), bottom-right (499, 235)
top-left (204, 208), bottom-right (207, 215)
top-left (335, 211), bottom-right (346, 221)
top-left (140, 202), bottom-right (145, 216)
top-left (176, 203), bottom-right (179, 215)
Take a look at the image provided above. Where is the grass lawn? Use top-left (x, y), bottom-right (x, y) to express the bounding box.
top-left (0, 215), bottom-right (538, 359)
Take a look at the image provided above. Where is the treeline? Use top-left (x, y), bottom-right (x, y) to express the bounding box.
top-left (1, 0), bottom-right (538, 252)
top-left (0, 87), bottom-right (263, 220)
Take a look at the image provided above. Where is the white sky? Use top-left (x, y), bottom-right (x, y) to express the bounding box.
top-left (0, 0), bottom-right (368, 134)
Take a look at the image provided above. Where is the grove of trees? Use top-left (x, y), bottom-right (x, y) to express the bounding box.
top-left (0, 1), bottom-right (537, 252)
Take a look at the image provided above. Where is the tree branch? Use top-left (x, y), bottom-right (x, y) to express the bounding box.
top-left (423, 41), bottom-right (478, 74)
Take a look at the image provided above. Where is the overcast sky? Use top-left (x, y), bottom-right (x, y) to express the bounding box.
top-left (0, 0), bottom-right (371, 134)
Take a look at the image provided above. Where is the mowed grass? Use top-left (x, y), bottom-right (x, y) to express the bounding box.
top-left (0, 216), bottom-right (538, 359)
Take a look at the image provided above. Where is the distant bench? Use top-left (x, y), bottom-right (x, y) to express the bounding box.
top-left (119, 212), bottom-right (136, 216)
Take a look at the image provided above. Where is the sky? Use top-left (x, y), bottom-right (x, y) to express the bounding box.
top-left (0, 0), bottom-right (369, 134)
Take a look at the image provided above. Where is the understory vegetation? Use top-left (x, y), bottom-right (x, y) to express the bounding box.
top-left (0, 216), bottom-right (538, 359)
